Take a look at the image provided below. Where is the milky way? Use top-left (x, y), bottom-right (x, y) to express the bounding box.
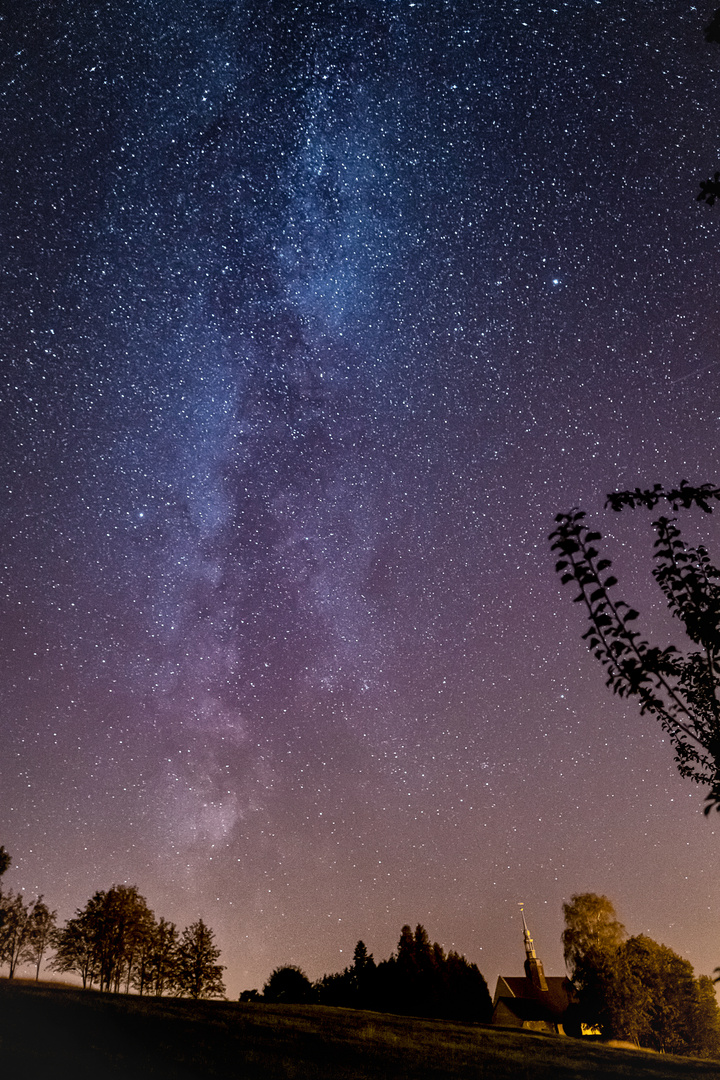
top-left (3, 1), bottom-right (720, 995)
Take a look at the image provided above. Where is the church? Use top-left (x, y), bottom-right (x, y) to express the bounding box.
top-left (491, 905), bottom-right (579, 1035)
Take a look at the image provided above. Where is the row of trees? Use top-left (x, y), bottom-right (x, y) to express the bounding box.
top-left (242, 923), bottom-right (493, 1023)
top-left (562, 893), bottom-right (720, 1056)
top-left (0, 847), bottom-right (57, 980)
top-left (50, 885), bottom-right (225, 999)
top-left (0, 847), bottom-right (225, 999)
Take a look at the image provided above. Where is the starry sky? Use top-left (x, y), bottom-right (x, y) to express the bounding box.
top-left (3, 0), bottom-right (720, 999)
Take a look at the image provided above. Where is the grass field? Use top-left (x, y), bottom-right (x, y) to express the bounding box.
top-left (0, 978), bottom-right (718, 1079)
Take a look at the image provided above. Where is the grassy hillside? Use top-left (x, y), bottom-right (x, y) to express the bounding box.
top-left (0, 978), bottom-right (717, 1079)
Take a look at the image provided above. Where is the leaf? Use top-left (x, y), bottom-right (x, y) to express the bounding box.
top-left (603, 576), bottom-right (618, 588)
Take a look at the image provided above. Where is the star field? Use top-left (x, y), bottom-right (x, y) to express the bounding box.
top-left (3, 1), bottom-right (720, 996)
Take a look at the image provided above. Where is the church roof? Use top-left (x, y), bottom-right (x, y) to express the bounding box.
top-left (495, 974), bottom-right (575, 1021)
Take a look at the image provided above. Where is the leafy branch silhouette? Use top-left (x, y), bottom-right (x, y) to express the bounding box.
top-left (550, 483), bottom-right (720, 813)
top-left (699, 9), bottom-right (720, 203)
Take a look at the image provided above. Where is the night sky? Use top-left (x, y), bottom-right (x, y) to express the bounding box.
top-left (3, 0), bottom-right (720, 999)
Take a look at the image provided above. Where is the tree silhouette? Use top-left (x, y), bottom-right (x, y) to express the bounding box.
top-left (26, 898), bottom-right (56, 980)
top-left (50, 908), bottom-right (97, 988)
top-left (0, 892), bottom-right (32, 978)
top-left (175, 919), bottom-right (225, 1000)
top-left (706, 8), bottom-right (720, 43)
top-left (550, 482), bottom-right (720, 811)
top-left (50, 886), bottom-right (224, 997)
top-left (368, 923), bottom-right (491, 1021)
top-left (138, 916), bottom-right (178, 996)
top-left (349, 940), bottom-right (376, 1007)
top-left (80, 885), bottom-right (156, 993)
top-left (263, 964), bottom-right (315, 1004)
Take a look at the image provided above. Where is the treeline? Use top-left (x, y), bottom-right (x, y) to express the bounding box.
top-left (243, 923), bottom-right (493, 1023)
top-left (0, 847), bottom-right (225, 999)
top-left (564, 893), bottom-right (720, 1057)
top-left (0, 847), bottom-right (57, 980)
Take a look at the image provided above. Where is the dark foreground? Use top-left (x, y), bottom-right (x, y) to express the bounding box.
top-left (0, 979), bottom-right (717, 1079)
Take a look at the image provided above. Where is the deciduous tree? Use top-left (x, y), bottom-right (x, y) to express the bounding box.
top-left (175, 919), bottom-right (225, 1000)
top-left (88, 885), bottom-right (155, 993)
top-left (0, 892), bottom-right (32, 978)
top-left (561, 893), bottom-right (638, 1039)
top-left (26, 897), bottom-right (56, 980)
top-left (50, 909), bottom-right (97, 988)
top-left (693, 975), bottom-right (720, 1058)
top-left (140, 916), bottom-right (178, 997)
top-left (0, 846), bottom-right (13, 969)
top-left (263, 964), bottom-right (315, 1004)
top-left (561, 893), bottom-right (720, 1054)
top-left (51, 884), bottom-right (156, 992)
top-left (623, 935), bottom-right (698, 1054)
top-left (562, 893), bottom-right (626, 975)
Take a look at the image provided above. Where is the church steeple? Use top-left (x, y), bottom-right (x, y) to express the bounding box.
top-left (519, 903), bottom-right (548, 991)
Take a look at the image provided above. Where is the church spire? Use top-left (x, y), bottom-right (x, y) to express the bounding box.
top-left (519, 903), bottom-right (536, 959)
top-left (518, 903), bottom-right (548, 991)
